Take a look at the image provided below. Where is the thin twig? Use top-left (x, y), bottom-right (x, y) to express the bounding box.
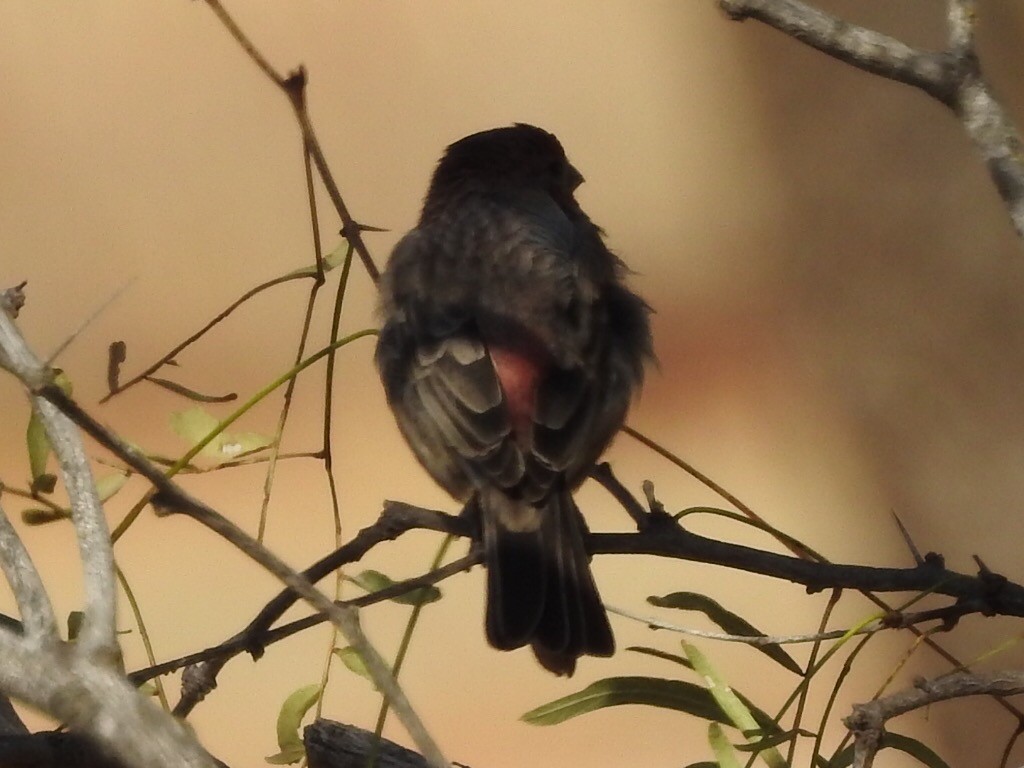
top-left (129, 552), bottom-right (479, 687)
top-left (101, 271), bottom-right (311, 403)
top-left (203, 1), bottom-right (380, 281)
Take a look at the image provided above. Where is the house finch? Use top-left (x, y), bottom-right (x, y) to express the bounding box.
top-left (375, 124), bottom-right (652, 675)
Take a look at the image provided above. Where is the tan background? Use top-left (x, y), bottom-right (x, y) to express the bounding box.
top-left (3, 1), bottom-right (1024, 766)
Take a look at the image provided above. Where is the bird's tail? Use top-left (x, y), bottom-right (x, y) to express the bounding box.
top-left (479, 486), bottom-right (614, 676)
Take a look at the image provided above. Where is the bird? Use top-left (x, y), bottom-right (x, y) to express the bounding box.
top-left (375, 123), bottom-right (652, 675)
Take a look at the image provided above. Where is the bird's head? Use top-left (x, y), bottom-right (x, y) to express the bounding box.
top-left (424, 123), bottom-right (584, 214)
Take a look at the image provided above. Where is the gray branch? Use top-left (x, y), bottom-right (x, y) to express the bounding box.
top-left (0, 501), bottom-right (57, 641)
top-left (0, 291), bottom-right (217, 768)
top-left (718, 0), bottom-right (1024, 239)
top-left (844, 670), bottom-right (1024, 767)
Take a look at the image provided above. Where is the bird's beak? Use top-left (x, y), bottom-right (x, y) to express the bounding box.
top-left (566, 163), bottom-right (585, 191)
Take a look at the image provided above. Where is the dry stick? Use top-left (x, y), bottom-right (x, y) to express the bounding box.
top-left (312, 247), bottom-right (356, 721)
top-left (717, 0), bottom-right (1024, 239)
top-left (845, 670), bottom-right (1024, 768)
top-left (0, 315), bottom-right (117, 657)
top-left (100, 271), bottom-right (310, 403)
top-left (0, 500), bottom-right (57, 642)
top-left (789, 588), bottom-right (842, 767)
top-left (203, 0), bottom-right (380, 282)
top-left (256, 136), bottom-right (332, 543)
top-left (129, 552), bottom-right (479, 687)
top-left (150, 493), bottom-right (449, 768)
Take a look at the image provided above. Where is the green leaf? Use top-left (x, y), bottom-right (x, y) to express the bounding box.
top-left (170, 406), bottom-right (272, 464)
top-left (281, 242), bottom-right (350, 279)
top-left (829, 732), bottom-right (949, 768)
top-left (349, 569), bottom-right (441, 605)
top-left (684, 642), bottom-right (786, 768)
top-left (650, 592), bottom-right (802, 674)
top-left (708, 723), bottom-right (742, 768)
top-left (95, 471), bottom-right (130, 502)
top-left (522, 676), bottom-right (730, 726)
top-left (214, 430), bottom-right (273, 459)
top-left (734, 728), bottom-right (815, 752)
top-left (265, 745), bottom-right (305, 765)
top-left (23, 370), bottom-right (72, 486)
top-left (26, 409), bottom-right (53, 492)
top-left (322, 241), bottom-right (351, 272)
top-left (265, 683), bottom-right (320, 765)
top-left (627, 645), bottom-right (693, 668)
top-left (884, 733), bottom-right (951, 768)
top-left (333, 646), bottom-right (374, 686)
top-left (170, 406), bottom-right (220, 448)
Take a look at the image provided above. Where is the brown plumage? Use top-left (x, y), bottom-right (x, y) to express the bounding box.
top-left (375, 124), bottom-right (652, 675)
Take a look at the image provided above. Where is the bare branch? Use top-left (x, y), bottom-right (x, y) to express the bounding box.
top-left (717, 0), bottom-right (953, 100)
top-left (100, 270), bottom-right (310, 403)
top-left (717, 0), bottom-right (1024, 239)
top-left (202, 1), bottom-right (381, 282)
top-left (845, 670), bottom-right (1024, 766)
top-left (0, 500), bottom-right (57, 642)
top-left (147, 492), bottom-right (448, 766)
top-left (0, 304), bottom-right (117, 658)
top-left (0, 283), bottom-right (27, 318)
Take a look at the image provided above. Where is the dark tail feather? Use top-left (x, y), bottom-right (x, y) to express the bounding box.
top-left (481, 493), bottom-right (547, 650)
top-left (480, 488), bottom-right (614, 676)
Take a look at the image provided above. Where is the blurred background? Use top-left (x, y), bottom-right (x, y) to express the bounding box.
top-left (3, 1), bottom-right (1024, 766)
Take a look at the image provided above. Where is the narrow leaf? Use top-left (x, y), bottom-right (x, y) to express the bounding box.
top-left (26, 409), bottom-right (52, 492)
top-left (148, 376), bottom-right (238, 403)
top-left (708, 723), bottom-right (742, 768)
top-left (265, 683), bottom-right (320, 765)
top-left (334, 646), bottom-right (374, 686)
top-left (627, 645), bottom-right (693, 668)
top-left (522, 676), bottom-right (729, 726)
top-left (349, 569), bottom-right (441, 605)
top-left (650, 591), bottom-right (801, 674)
top-left (684, 642), bottom-right (786, 768)
top-left (24, 372), bottom-right (71, 493)
top-left (882, 733), bottom-right (951, 768)
top-left (95, 471), bottom-right (130, 502)
top-left (829, 732), bottom-right (949, 768)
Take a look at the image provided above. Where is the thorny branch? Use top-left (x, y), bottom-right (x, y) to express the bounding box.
top-left (204, 0), bottom-right (381, 282)
top-left (130, 480), bottom-right (1024, 718)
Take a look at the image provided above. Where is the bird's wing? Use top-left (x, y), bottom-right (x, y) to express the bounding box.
top-left (377, 200), bottom-right (602, 499)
